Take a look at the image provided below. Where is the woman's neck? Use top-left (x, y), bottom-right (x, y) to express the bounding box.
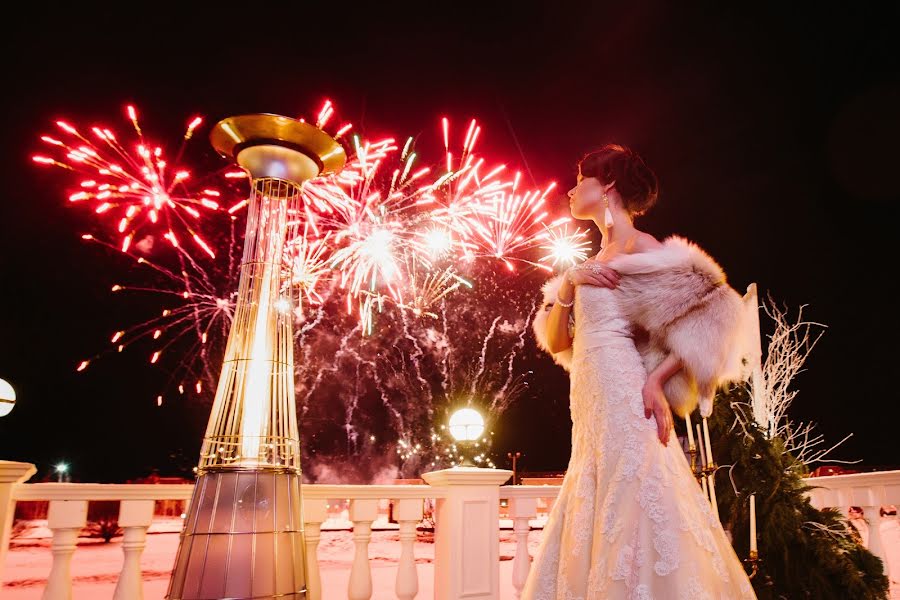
top-left (598, 215), bottom-right (638, 252)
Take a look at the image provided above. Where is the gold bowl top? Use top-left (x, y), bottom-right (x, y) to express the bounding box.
top-left (210, 113), bottom-right (346, 175)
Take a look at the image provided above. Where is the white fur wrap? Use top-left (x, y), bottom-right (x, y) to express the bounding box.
top-left (532, 236), bottom-right (745, 418)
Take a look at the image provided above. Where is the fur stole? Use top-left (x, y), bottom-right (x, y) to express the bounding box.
top-left (532, 236), bottom-right (745, 417)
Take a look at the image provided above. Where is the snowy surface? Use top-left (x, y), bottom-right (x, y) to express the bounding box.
top-left (2, 518), bottom-right (546, 599)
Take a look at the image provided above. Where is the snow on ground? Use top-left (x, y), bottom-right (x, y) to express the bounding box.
top-left (2, 518), bottom-right (546, 599)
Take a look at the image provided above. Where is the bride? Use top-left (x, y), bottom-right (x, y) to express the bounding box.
top-left (524, 144), bottom-right (756, 599)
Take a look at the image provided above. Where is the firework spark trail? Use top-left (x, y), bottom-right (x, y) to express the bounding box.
top-left (295, 315), bottom-right (406, 454)
top-left (295, 323), bottom-right (372, 453)
top-left (465, 179), bottom-right (563, 270)
top-left (33, 106), bottom-right (226, 259)
top-left (301, 117), bottom-right (575, 331)
top-left (392, 253), bottom-right (472, 319)
top-left (436, 301), bottom-right (454, 399)
top-left (78, 235), bottom-right (237, 404)
top-left (187, 217), bottom-right (241, 388)
top-left (299, 324), bottom-right (363, 403)
top-left (397, 307), bottom-right (434, 399)
top-left (489, 313), bottom-right (533, 414)
top-left (287, 224), bottom-right (333, 312)
top-left (538, 222), bottom-right (592, 269)
top-left (471, 315), bottom-right (504, 397)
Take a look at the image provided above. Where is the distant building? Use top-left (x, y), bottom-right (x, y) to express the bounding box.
top-left (809, 465), bottom-right (860, 477)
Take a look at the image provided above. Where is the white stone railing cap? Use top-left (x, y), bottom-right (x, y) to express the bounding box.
top-left (422, 467), bottom-right (512, 487)
top-left (13, 483), bottom-right (194, 501)
top-left (500, 485), bottom-right (563, 500)
top-left (0, 461), bottom-right (36, 484)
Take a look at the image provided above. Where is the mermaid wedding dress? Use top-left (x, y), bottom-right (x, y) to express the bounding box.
top-left (523, 238), bottom-right (757, 599)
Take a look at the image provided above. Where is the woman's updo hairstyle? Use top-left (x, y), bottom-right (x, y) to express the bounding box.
top-left (578, 144), bottom-right (659, 217)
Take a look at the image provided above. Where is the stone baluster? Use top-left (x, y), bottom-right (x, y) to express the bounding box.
top-left (112, 500), bottom-right (155, 600)
top-left (508, 496), bottom-right (537, 598)
top-left (393, 498), bottom-right (424, 600)
top-left (348, 498), bottom-right (379, 600)
top-left (303, 497), bottom-right (328, 600)
top-left (42, 500), bottom-right (88, 600)
top-left (862, 505), bottom-right (889, 573)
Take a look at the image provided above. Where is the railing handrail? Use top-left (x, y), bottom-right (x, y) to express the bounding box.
top-left (499, 485), bottom-right (562, 500)
top-left (10, 482), bottom-right (447, 502)
top-left (803, 469), bottom-right (900, 489)
top-left (12, 483), bottom-right (194, 502)
top-left (10, 470), bottom-right (899, 504)
top-left (304, 484), bottom-right (444, 500)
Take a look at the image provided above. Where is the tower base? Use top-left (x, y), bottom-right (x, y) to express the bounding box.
top-left (167, 470), bottom-right (307, 599)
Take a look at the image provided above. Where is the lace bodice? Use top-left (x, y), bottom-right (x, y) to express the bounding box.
top-left (572, 284), bottom-right (635, 345)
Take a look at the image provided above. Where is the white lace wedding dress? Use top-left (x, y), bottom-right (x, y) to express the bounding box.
top-left (521, 283), bottom-right (757, 599)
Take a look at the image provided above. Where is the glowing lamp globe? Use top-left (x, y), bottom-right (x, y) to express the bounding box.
top-left (0, 378), bottom-right (15, 417)
top-left (449, 408), bottom-right (485, 442)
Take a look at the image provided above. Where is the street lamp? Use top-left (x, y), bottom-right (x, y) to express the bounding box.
top-left (0, 378), bottom-right (15, 418)
top-left (55, 463), bottom-right (68, 483)
top-left (448, 408), bottom-right (484, 467)
top-left (507, 451), bottom-right (522, 485)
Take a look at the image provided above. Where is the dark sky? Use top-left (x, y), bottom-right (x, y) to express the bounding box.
top-left (1, 3), bottom-right (897, 482)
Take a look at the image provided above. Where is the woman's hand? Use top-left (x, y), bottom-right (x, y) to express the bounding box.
top-left (643, 377), bottom-right (674, 445)
top-left (566, 261), bottom-right (620, 289)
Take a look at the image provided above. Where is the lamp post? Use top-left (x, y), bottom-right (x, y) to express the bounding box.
top-left (55, 463), bottom-right (68, 483)
top-left (507, 451), bottom-right (521, 485)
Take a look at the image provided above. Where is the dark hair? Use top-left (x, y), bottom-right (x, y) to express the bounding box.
top-left (881, 507), bottom-right (897, 517)
top-left (578, 144), bottom-right (659, 216)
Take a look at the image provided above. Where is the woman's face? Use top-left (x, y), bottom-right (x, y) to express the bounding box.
top-left (567, 172), bottom-right (605, 220)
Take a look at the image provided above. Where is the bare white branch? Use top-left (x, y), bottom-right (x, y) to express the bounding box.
top-left (746, 294), bottom-right (853, 466)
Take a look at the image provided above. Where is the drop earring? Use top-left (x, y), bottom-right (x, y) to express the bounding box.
top-left (603, 193), bottom-right (614, 228)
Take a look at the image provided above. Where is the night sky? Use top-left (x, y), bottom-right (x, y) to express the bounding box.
top-left (1, 3), bottom-right (897, 483)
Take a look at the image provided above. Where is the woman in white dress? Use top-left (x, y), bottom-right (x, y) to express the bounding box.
top-left (524, 144), bottom-right (757, 599)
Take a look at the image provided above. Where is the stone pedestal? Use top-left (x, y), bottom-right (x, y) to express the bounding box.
top-left (423, 467), bottom-right (512, 600)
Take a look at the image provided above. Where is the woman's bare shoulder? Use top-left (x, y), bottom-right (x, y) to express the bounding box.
top-left (633, 232), bottom-right (665, 253)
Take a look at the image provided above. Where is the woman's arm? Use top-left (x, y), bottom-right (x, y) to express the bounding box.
top-left (642, 353), bottom-right (683, 445)
top-left (648, 353), bottom-right (683, 386)
top-left (545, 278), bottom-right (576, 353)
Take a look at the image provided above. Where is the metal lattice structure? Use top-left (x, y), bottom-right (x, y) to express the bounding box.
top-left (198, 178), bottom-right (303, 473)
top-left (168, 115), bottom-right (345, 600)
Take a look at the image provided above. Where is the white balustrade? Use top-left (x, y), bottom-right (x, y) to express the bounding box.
top-left (42, 500), bottom-right (88, 600)
top-left (4, 462), bottom-right (898, 600)
top-left (501, 486), bottom-right (561, 599)
top-left (113, 500), bottom-right (155, 600)
top-left (805, 470), bottom-right (900, 577)
top-left (303, 497), bottom-right (328, 600)
top-left (508, 496), bottom-right (537, 598)
top-left (393, 497), bottom-right (424, 600)
top-left (9, 483), bottom-right (193, 600)
top-left (348, 498), bottom-right (378, 600)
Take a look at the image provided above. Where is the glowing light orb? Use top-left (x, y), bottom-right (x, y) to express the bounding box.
top-left (448, 407), bottom-right (485, 442)
top-left (0, 378), bottom-right (15, 417)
